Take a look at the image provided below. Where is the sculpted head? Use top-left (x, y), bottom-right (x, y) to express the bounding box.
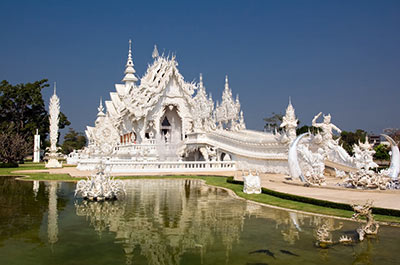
top-left (323, 114), bottom-right (331, 124)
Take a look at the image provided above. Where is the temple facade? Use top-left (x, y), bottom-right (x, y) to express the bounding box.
top-left (70, 41), bottom-right (295, 174)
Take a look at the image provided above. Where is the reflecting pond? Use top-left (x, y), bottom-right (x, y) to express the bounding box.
top-left (0, 176), bottom-right (399, 265)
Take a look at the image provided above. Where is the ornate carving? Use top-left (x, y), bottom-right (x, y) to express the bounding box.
top-left (46, 84), bottom-right (62, 168)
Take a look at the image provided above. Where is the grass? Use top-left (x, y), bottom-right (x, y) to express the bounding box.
top-left (2, 163), bottom-right (400, 224)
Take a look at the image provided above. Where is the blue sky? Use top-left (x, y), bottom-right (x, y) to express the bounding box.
top-left (1, 0), bottom-right (399, 136)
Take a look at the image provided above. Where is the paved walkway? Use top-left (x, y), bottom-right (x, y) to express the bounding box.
top-left (235, 173), bottom-right (400, 211)
top-left (14, 167), bottom-right (400, 211)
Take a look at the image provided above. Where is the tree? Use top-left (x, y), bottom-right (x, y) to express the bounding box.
top-left (61, 128), bottom-right (87, 154)
top-left (296, 125), bottom-right (322, 135)
top-left (0, 132), bottom-right (31, 165)
top-left (264, 112), bottom-right (283, 132)
top-left (339, 129), bottom-right (367, 155)
top-left (0, 80), bottom-right (70, 152)
top-left (373, 144), bottom-right (390, 161)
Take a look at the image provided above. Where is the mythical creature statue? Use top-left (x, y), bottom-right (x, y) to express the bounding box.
top-left (352, 201), bottom-right (379, 241)
top-left (343, 138), bottom-right (391, 190)
top-left (298, 144), bottom-right (326, 185)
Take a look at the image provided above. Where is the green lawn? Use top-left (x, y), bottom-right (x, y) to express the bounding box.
top-left (2, 163), bottom-right (400, 224)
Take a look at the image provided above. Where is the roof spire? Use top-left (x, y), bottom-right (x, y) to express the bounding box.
top-left (53, 82), bottom-right (57, 95)
top-left (97, 97), bottom-right (105, 117)
top-left (152, 44), bottom-right (159, 59)
top-left (122, 39), bottom-right (138, 84)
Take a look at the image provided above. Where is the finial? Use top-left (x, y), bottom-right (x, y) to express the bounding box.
top-left (289, 96), bottom-right (292, 105)
top-left (53, 82), bottom-right (57, 95)
top-left (128, 39), bottom-right (132, 61)
top-left (199, 73), bottom-right (203, 89)
top-left (97, 97), bottom-right (105, 116)
top-left (225, 75), bottom-right (229, 90)
top-left (152, 44), bottom-right (159, 59)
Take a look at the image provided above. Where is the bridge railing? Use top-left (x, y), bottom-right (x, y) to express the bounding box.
top-left (77, 159), bottom-right (236, 173)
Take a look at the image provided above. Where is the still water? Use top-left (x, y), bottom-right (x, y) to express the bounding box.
top-left (0, 176), bottom-right (399, 265)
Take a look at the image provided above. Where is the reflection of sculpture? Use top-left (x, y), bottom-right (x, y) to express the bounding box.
top-left (75, 179), bottom-right (246, 265)
top-left (47, 182), bottom-right (58, 245)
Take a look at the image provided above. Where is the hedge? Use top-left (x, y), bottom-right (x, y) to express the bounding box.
top-left (226, 177), bottom-right (400, 217)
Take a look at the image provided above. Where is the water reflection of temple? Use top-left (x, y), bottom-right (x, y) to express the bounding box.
top-left (75, 180), bottom-right (247, 265)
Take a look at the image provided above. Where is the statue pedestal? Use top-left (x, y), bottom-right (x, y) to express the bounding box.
top-left (46, 158), bottom-right (62, 168)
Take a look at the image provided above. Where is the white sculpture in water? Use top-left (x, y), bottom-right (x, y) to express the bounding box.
top-left (45, 83), bottom-right (62, 168)
top-left (33, 129), bottom-right (40, 163)
top-left (243, 171), bottom-right (261, 194)
top-left (75, 162), bottom-right (125, 201)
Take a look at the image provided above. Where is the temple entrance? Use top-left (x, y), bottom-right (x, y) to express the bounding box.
top-left (159, 106), bottom-right (182, 144)
top-left (158, 106), bottom-right (183, 161)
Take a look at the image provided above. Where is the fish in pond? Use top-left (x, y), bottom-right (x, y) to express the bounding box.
top-left (280, 250), bottom-right (299, 257)
top-left (249, 249), bottom-right (276, 259)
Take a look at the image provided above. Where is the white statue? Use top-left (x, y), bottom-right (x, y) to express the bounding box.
top-left (280, 98), bottom-right (298, 143)
top-left (312, 112), bottom-right (341, 145)
top-left (311, 112), bottom-right (353, 166)
top-left (46, 83), bottom-right (62, 168)
top-left (243, 171), bottom-right (261, 194)
top-left (75, 161), bottom-right (125, 201)
top-left (298, 145), bottom-right (326, 185)
top-left (33, 129), bottom-right (40, 163)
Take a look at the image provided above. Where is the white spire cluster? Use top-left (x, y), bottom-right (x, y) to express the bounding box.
top-left (215, 75), bottom-right (242, 130)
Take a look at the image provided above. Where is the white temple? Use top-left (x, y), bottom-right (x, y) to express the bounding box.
top-left (69, 40), bottom-right (355, 175)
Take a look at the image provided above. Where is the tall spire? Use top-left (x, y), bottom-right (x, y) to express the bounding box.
top-left (122, 39), bottom-right (138, 85)
top-left (152, 44), bottom-right (159, 59)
